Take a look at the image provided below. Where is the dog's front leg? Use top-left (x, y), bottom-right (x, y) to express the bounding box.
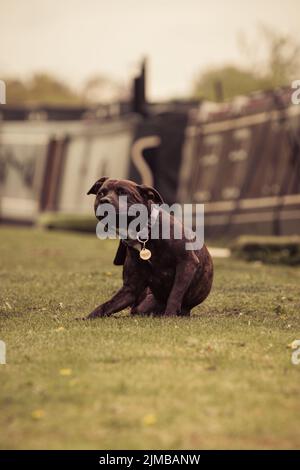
top-left (164, 256), bottom-right (199, 316)
top-left (86, 285), bottom-right (136, 319)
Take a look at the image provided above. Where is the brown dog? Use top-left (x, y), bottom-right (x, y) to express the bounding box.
top-left (84, 177), bottom-right (213, 318)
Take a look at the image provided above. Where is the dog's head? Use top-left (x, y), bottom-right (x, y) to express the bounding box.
top-left (87, 177), bottom-right (163, 218)
top-left (87, 178), bottom-right (164, 265)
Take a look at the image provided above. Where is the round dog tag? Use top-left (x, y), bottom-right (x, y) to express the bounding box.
top-left (140, 248), bottom-right (152, 260)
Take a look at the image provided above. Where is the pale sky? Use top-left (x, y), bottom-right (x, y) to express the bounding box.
top-left (0, 0), bottom-right (300, 100)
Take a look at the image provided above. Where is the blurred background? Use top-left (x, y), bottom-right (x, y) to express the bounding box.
top-left (2, 2), bottom-right (300, 451)
top-left (1, 0), bottom-right (300, 241)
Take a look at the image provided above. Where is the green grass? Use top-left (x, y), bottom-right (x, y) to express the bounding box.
top-left (0, 227), bottom-right (299, 450)
top-left (37, 212), bottom-right (95, 233)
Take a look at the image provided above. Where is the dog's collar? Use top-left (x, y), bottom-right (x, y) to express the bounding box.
top-left (122, 205), bottom-right (160, 253)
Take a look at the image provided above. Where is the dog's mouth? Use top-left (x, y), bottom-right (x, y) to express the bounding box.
top-left (96, 207), bottom-right (149, 241)
top-left (96, 209), bottom-right (146, 226)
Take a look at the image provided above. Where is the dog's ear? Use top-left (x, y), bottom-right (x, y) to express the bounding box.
top-left (113, 241), bottom-right (127, 266)
top-left (137, 184), bottom-right (164, 204)
top-left (87, 176), bottom-right (108, 195)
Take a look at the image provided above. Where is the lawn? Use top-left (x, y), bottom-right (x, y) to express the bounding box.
top-left (0, 226), bottom-right (299, 450)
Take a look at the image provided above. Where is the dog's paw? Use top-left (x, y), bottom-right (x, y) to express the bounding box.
top-left (164, 305), bottom-right (182, 316)
top-left (164, 310), bottom-right (177, 317)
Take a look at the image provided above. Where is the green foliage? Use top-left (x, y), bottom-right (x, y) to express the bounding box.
top-left (5, 72), bottom-right (124, 106)
top-left (257, 25), bottom-right (300, 88)
top-left (192, 27), bottom-right (300, 101)
top-left (192, 65), bottom-right (266, 101)
top-left (5, 79), bottom-right (29, 104)
top-left (38, 212), bottom-right (96, 233)
top-left (0, 228), bottom-right (299, 449)
top-left (6, 73), bottom-right (82, 106)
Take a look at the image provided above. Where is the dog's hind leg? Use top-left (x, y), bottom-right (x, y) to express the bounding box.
top-left (131, 290), bottom-right (165, 316)
top-left (178, 307), bottom-right (191, 316)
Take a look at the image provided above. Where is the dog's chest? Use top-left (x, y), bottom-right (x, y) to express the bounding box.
top-left (129, 241), bottom-right (175, 274)
top-left (139, 250), bottom-right (175, 289)
top-left (148, 264), bottom-right (175, 299)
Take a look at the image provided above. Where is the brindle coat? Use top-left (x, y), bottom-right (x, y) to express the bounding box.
top-left (84, 177), bottom-right (213, 318)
